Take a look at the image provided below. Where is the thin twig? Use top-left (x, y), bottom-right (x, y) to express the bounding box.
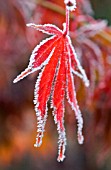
top-left (66, 6), bottom-right (69, 35)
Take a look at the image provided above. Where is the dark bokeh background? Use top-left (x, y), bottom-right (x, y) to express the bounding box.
top-left (0, 0), bottom-right (111, 170)
top-left (91, 0), bottom-right (111, 24)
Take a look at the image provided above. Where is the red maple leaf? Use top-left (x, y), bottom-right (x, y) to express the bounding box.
top-left (13, 0), bottom-right (89, 162)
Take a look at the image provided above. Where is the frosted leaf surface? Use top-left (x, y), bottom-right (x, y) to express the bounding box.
top-left (13, 5), bottom-right (89, 160)
top-left (65, 42), bottom-right (84, 144)
top-left (27, 23), bottom-right (62, 35)
top-left (51, 40), bottom-right (66, 161)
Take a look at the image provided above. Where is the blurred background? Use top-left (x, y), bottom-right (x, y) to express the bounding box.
top-left (0, 0), bottom-right (111, 169)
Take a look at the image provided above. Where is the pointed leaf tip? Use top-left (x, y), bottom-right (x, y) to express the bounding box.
top-left (34, 144), bottom-right (38, 147)
top-left (78, 134), bottom-right (84, 144)
top-left (57, 155), bottom-right (65, 162)
top-left (13, 68), bottom-right (32, 83)
top-left (26, 23), bottom-right (34, 27)
top-left (13, 79), bottom-right (17, 84)
top-left (85, 80), bottom-right (90, 87)
top-left (57, 141), bottom-right (66, 162)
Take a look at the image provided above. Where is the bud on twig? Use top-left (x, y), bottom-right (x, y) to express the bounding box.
top-left (64, 0), bottom-right (76, 11)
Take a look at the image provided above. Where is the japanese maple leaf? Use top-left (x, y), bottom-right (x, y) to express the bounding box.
top-left (13, 0), bottom-right (89, 162)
